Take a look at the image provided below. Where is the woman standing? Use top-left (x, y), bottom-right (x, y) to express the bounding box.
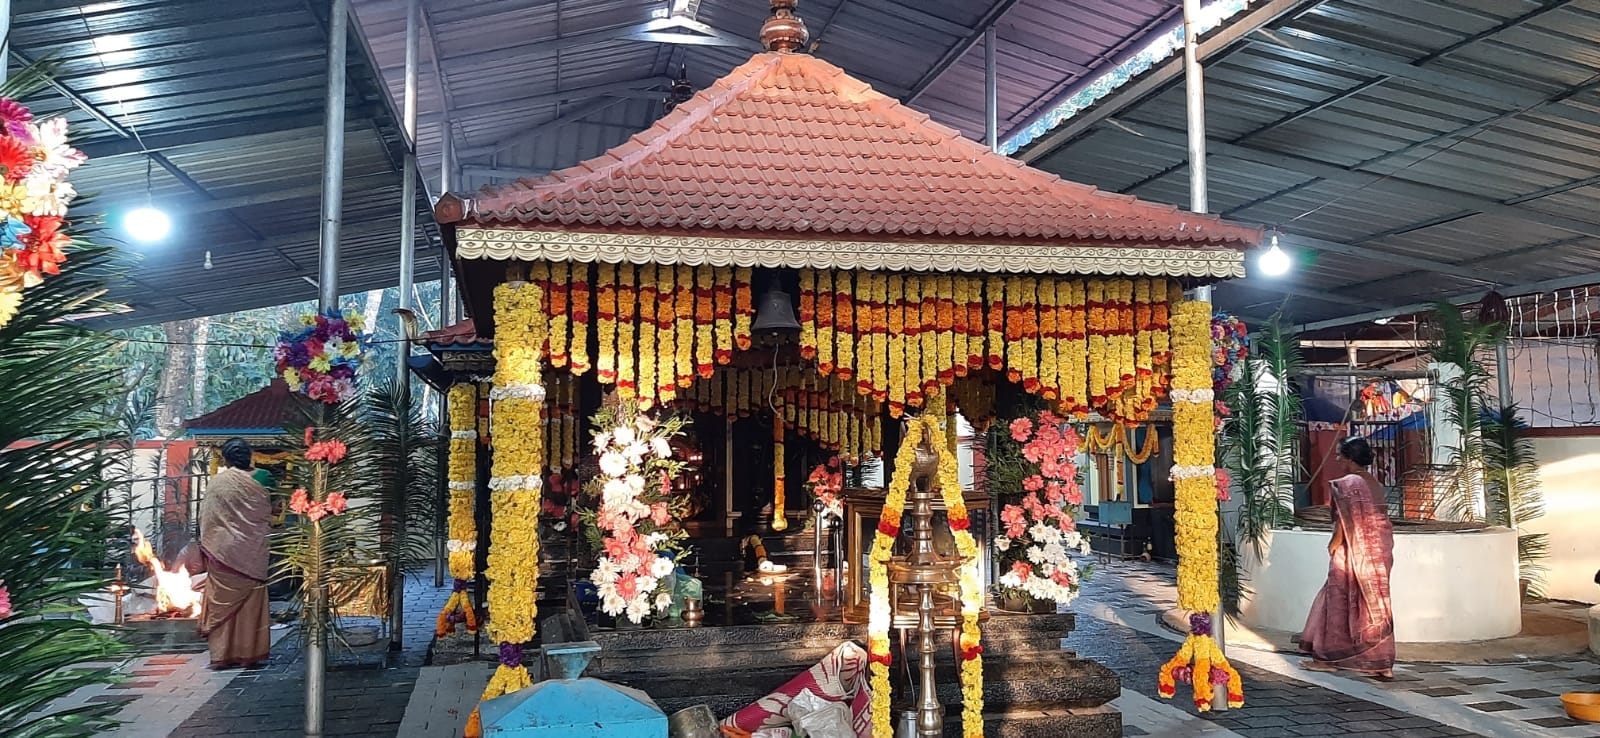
top-left (1300, 437), bottom-right (1395, 678)
top-left (198, 438), bottom-right (272, 669)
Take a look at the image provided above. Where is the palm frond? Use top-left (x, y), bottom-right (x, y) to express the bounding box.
top-left (1425, 302), bottom-right (1506, 522)
top-left (1481, 403), bottom-right (1547, 594)
top-left (0, 240), bottom-right (126, 737)
top-left (1220, 314), bottom-right (1299, 560)
top-left (360, 375), bottom-right (440, 568)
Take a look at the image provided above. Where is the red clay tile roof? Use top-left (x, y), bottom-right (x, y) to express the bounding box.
top-left (451, 52), bottom-right (1260, 249)
top-left (184, 380), bottom-right (308, 434)
top-left (419, 319), bottom-right (491, 348)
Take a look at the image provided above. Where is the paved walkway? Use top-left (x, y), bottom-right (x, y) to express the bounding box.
top-left (57, 561), bottom-right (1600, 737)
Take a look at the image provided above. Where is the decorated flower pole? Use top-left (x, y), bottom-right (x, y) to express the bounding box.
top-left (1157, 299), bottom-right (1243, 711)
top-left (435, 382), bottom-right (479, 638)
top-left (274, 309), bottom-right (366, 738)
top-left (0, 95), bottom-right (86, 329)
top-left (467, 275), bottom-right (547, 737)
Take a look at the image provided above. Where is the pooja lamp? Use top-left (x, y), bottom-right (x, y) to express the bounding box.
top-left (889, 436), bottom-right (966, 738)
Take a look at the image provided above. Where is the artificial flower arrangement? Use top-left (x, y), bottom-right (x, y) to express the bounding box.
top-left (275, 309), bottom-right (368, 404)
top-left (0, 96), bottom-right (85, 329)
top-left (991, 412), bottom-right (1092, 607)
top-left (578, 398), bottom-right (692, 624)
top-left (804, 455), bottom-right (845, 520)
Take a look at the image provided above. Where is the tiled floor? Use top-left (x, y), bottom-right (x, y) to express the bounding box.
top-left (45, 559), bottom-right (1600, 737)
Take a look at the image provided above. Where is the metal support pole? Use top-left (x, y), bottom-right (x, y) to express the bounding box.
top-left (434, 121), bottom-right (456, 586)
top-left (317, 0), bottom-right (350, 313)
top-left (984, 26), bottom-right (998, 153)
top-left (0, 0), bottom-right (11, 85)
top-left (1183, 0), bottom-right (1226, 711)
top-left (308, 3), bottom-right (347, 733)
top-left (387, 0), bottom-right (420, 655)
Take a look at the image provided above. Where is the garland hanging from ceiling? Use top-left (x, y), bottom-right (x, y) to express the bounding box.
top-left (530, 265), bottom-right (1176, 426)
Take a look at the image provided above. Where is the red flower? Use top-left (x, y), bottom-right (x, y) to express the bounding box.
top-left (876, 520), bottom-right (900, 537)
top-left (1009, 418), bottom-right (1033, 442)
top-left (960, 644), bottom-right (984, 660)
top-left (0, 136), bottom-right (32, 182)
top-left (949, 515), bottom-right (970, 532)
top-left (869, 652), bottom-right (893, 666)
top-left (289, 488), bottom-right (311, 515)
top-left (304, 427), bottom-right (316, 446)
top-left (324, 492), bottom-right (348, 515)
top-left (307, 439), bottom-right (347, 465)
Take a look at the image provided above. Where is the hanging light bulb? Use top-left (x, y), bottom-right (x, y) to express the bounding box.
top-left (1257, 232), bottom-right (1291, 276)
top-left (125, 158), bottom-right (172, 242)
top-left (125, 206), bottom-right (170, 242)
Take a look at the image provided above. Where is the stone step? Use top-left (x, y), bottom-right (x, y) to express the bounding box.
top-left (605, 651), bottom-right (1119, 716)
top-left (588, 612), bottom-right (1078, 654)
top-left (972, 704), bottom-right (1121, 738)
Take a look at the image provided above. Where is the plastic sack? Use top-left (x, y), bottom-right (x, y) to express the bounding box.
top-left (751, 729), bottom-right (792, 738)
top-left (789, 689), bottom-right (853, 738)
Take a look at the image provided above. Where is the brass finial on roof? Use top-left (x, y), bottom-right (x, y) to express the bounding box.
top-left (760, 0), bottom-right (809, 53)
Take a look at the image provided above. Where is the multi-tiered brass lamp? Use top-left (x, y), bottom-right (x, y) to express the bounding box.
top-left (887, 438), bottom-right (966, 738)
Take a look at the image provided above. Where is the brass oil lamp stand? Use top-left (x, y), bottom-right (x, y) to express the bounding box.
top-left (886, 438), bottom-right (961, 738)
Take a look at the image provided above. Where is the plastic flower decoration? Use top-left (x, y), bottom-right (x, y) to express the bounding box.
top-left (804, 455), bottom-right (845, 520)
top-left (1210, 314), bottom-right (1249, 394)
top-left (579, 398), bottom-right (691, 624)
top-left (0, 96), bottom-right (85, 329)
top-left (993, 411), bottom-right (1091, 606)
top-left (274, 309), bottom-right (367, 404)
top-left (0, 583), bottom-right (11, 620)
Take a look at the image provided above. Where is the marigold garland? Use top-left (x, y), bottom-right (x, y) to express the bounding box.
top-left (817, 270), bottom-right (836, 376)
top-left (569, 265), bottom-right (591, 375)
top-left (596, 263), bottom-right (617, 384)
top-left (470, 278), bottom-right (548, 736)
top-left (436, 382), bottom-right (480, 639)
top-left (1157, 298), bottom-right (1243, 712)
top-left (637, 264), bottom-right (659, 408)
top-left (657, 265), bottom-right (677, 403)
top-left (713, 268), bottom-right (735, 365)
top-left (547, 262), bottom-right (570, 368)
top-left (735, 266), bottom-right (753, 351)
top-left (617, 265), bottom-right (638, 397)
top-left (800, 269), bottom-right (817, 360)
top-left (1039, 278), bottom-right (1060, 400)
top-left (836, 273), bottom-right (855, 382)
top-left (675, 265), bottom-right (695, 389)
top-left (772, 408), bottom-right (788, 532)
top-left (866, 407), bottom-right (983, 738)
top-left (695, 265), bottom-right (715, 379)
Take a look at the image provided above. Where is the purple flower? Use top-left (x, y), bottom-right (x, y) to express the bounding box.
top-left (1189, 612), bottom-right (1212, 637)
top-left (1210, 666), bottom-right (1231, 686)
top-left (498, 642), bottom-right (523, 668)
top-left (1173, 665), bottom-right (1193, 684)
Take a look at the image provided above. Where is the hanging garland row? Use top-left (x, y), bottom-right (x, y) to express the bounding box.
top-left (801, 271), bottom-right (1174, 424)
top-left (543, 262), bottom-right (755, 407)
top-left (436, 382), bottom-right (481, 638)
top-left (529, 265), bottom-right (1174, 426)
top-left (1084, 421), bottom-right (1160, 464)
top-left (657, 367), bottom-right (885, 463)
top-left (468, 280), bottom-right (548, 738)
top-left (543, 373), bottom-right (581, 471)
top-left (1157, 300), bottom-right (1243, 712)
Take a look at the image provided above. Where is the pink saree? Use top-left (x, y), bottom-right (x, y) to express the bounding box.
top-left (1300, 473), bottom-right (1395, 673)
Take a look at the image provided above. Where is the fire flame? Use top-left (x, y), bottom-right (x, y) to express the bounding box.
top-left (131, 529), bottom-right (203, 618)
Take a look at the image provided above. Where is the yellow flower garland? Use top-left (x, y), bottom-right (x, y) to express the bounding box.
top-left (800, 268), bottom-right (817, 361)
top-left (1039, 278), bottom-right (1060, 401)
top-left (547, 261), bottom-right (569, 369)
top-left (596, 263), bottom-right (617, 384)
top-left (472, 278), bottom-right (548, 734)
top-left (818, 270), bottom-right (836, 376)
top-left (714, 266), bottom-right (734, 366)
top-left (617, 265), bottom-right (637, 398)
top-left (1062, 280), bottom-right (1087, 416)
top-left (887, 274), bottom-right (906, 415)
top-left (986, 275), bottom-right (1005, 371)
top-left (773, 411), bottom-right (788, 532)
top-left (638, 264), bottom-right (658, 407)
top-left (436, 382), bottom-right (480, 638)
top-left (658, 266), bottom-right (677, 403)
top-left (1157, 298), bottom-right (1243, 712)
top-left (837, 273), bottom-right (856, 382)
top-left (569, 265), bottom-right (590, 375)
top-left (675, 265), bottom-right (695, 389)
top-left (735, 266), bottom-right (753, 351)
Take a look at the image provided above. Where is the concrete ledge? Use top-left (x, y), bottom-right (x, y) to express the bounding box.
top-left (1588, 604), bottom-right (1600, 656)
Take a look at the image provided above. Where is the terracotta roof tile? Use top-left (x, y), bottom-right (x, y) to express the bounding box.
top-left (419, 319), bottom-right (492, 348)
top-left (455, 52), bottom-right (1261, 249)
top-left (184, 380), bottom-right (309, 434)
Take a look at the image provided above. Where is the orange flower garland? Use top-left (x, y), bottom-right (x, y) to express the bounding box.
top-left (986, 274), bottom-right (1005, 371)
top-left (773, 410), bottom-right (788, 532)
top-left (836, 273), bottom-right (855, 382)
top-left (695, 265), bottom-right (714, 379)
top-left (617, 265), bottom-right (637, 398)
top-left (1061, 280), bottom-right (1088, 416)
top-left (872, 272), bottom-right (889, 403)
top-left (1039, 277), bottom-right (1060, 401)
top-left (920, 276), bottom-right (938, 397)
top-left (817, 270), bottom-right (836, 376)
top-left (951, 276), bottom-right (970, 379)
top-left (546, 262), bottom-right (570, 368)
top-left (887, 274), bottom-right (906, 416)
top-left (657, 266), bottom-right (677, 402)
top-left (856, 272), bottom-right (877, 397)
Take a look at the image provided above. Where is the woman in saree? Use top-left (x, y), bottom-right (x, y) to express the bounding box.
top-left (1300, 436), bottom-right (1395, 678)
top-left (198, 438), bottom-right (273, 669)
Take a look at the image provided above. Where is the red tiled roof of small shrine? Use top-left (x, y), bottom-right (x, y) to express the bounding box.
top-left (448, 52), bottom-right (1261, 248)
top-left (419, 318), bottom-right (491, 348)
top-left (183, 380), bottom-right (308, 434)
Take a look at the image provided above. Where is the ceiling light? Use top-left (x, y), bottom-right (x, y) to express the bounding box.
top-left (203, 250), bottom-right (214, 270)
top-left (1257, 233), bottom-right (1291, 277)
top-left (124, 206), bottom-right (170, 242)
top-left (1373, 316), bottom-right (1393, 325)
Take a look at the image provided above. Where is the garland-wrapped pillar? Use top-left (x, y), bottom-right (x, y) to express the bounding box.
top-left (468, 277), bottom-right (547, 736)
top-left (1159, 299), bottom-right (1242, 711)
top-left (436, 382), bottom-right (480, 637)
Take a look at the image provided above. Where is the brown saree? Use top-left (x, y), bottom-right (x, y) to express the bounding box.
top-left (198, 467), bottom-right (272, 667)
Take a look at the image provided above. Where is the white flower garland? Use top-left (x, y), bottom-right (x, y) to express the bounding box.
top-left (1169, 464), bottom-right (1213, 481)
top-left (452, 430), bottom-right (479, 440)
top-left (448, 481), bottom-right (476, 491)
top-left (447, 539), bottom-right (477, 553)
top-left (488, 474), bottom-right (543, 492)
top-left (1168, 388), bottom-right (1214, 404)
top-left (490, 382), bottom-right (546, 402)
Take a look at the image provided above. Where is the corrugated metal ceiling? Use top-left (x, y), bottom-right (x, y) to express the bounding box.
top-left (11, 0), bottom-right (438, 329)
top-left (1019, 0), bottom-right (1600, 328)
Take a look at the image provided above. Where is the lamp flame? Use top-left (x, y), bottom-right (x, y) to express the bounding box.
top-left (130, 529), bottom-right (203, 618)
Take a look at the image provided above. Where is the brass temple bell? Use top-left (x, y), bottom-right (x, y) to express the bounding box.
top-left (886, 436), bottom-right (965, 738)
